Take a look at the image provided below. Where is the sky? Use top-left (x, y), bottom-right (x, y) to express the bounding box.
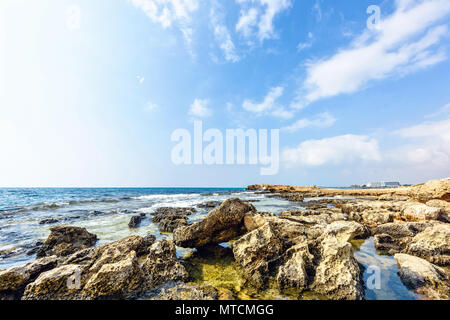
top-left (0, 0), bottom-right (450, 187)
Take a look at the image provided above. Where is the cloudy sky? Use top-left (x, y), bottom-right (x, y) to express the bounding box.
top-left (1, 0), bottom-right (449, 187)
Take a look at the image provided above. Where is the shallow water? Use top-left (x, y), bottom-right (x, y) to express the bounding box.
top-left (0, 188), bottom-right (419, 300)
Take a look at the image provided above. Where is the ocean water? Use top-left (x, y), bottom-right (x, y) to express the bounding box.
top-left (0, 188), bottom-right (418, 300)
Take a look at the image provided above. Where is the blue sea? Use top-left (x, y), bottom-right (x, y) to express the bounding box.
top-left (0, 187), bottom-right (420, 300)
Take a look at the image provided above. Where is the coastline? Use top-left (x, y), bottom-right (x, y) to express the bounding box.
top-left (0, 178), bottom-right (449, 300)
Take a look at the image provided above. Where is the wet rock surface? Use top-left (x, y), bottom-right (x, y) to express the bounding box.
top-left (36, 226), bottom-right (98, 258)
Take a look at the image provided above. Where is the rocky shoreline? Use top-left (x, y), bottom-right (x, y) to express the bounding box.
top-left (0, 178), bottom-right (449, 300)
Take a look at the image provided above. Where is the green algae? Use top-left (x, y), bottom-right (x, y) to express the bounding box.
top-left (181, 244), bottom-right (325, 300)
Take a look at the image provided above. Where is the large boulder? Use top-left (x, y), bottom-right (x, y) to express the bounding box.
top-left (409, 178), bottom-right (450, 202)
top-left (22, 264), bottom-right (86, 300)
top-left (395, 253), bottom-right (450, 299)
top-left (405, 224), bottom-right (450, 266)
top-left (232, 223), bottom-right (284, 287)
top-left (141, 240), bottom-right (189, 288)
top-left (400, 203), bottom-right (443, 222)
top-left (322, 221), bottom-right (367, 243)
top-left (426, 200), bottom-right (450, 222)
top-left (151, 207), bottom-right (195, 233)
top-left (173, 198), bottom-right (256, 248)
top-left (0, 256), bottom-right (57, 300)
top-left (23, 235), bottom-right (188, 300)
top-left (312, 237), bottom-right (364, 300)
top-left (36, 226), bottom-right (97, 258)
top-left (83, 251), bottom-right (145, 299)
top-left (276, 243), bottom-right (313, 290)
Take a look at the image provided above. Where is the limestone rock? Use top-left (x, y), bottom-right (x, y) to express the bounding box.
top-left (276, 243), bottom-right (313, 290)
top-left (409, 178), bottom-right (450, 202)
top-left (173, 198), bottom-right (256, 248)
top-left (128, 215), bottom-right (142, 228)
top-left (22, 264), bottom-right (86, 300)
top-left (426, 200), bottom-right (450, 222)
top-left (395, 253), bottom-right (450, 299)
top-left (232, 223), bottom-right (284, 287)
top-left (400, 203), bottom-right (443, 221)
top-left (142, 240), bottom-right (189, 288)
top-left (36, 226), bottom-right (97, 258)
top-left (323, 221), bottom-right (367, 243)
top-left (312, 237), bottom-right (364, 300)
top-left (405, 224), bottom-right (450, 266)
top-left (0, 256), bottom-right (57, 299)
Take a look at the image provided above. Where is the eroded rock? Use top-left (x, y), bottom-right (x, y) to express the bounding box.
top-left (395, 253), bottom-right (450, 300)
top-left (36, 226), bottom-right (97, 258)
top-left (173, 199), bottom-right (256, 248)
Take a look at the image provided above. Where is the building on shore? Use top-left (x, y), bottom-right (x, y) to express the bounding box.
top-left (364, 181), bottom-right (401, 188)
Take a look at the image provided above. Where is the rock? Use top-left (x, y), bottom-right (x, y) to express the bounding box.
top-left (197, 201), bottom-right (222, 209)
top-left (173, 198), bottom-right (256, 248)
top-left (83, 251), bottom-right (145, 299)
top-left (142, 240), bottom-right (189, 288)
top-left (409, 178), bottom-right (450, 202)
top-left (36, 226), bottom-right (97, 258)
top-left (22, 264), bottom-right (86, 300)
top-left (322, 221), bottom-right (368, 243)
top-left (24, 236), bottom-right (186, 300)
top-left (374, 222), bottom-right (432, 238)
top-left (232, 223), bottom-right (284, 287)
top-left (152, 207), bottom-right (195, 233)
top-left (128, 215), bottom-right (142, 228)
top-left (405, 224), bottom-right (450, 266)
top-left (0, 256), bottom-right (58, 300)
top-left (395, 253), bottom-right (450, 299)
top-left (276, 243), bottom-right (313, 290)
top-left (400, 203), bottom-right (443, 221)
top-left (39, 218), bottom-right (59, 225)
top-left (426, 200), bottom-right (450, 222)
top-left (374, 234), bottom-right (402, 254)
top-left (243, 214), bottom-right (267, 232)
top-left (312, 237), bottom-right (364, 300)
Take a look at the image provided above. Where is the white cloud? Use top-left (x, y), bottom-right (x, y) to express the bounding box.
top-left (281, 112), bottom-right (336, 132)
top-left (146, 102), bottom-right (158, 110)
top-left (297, 33), bottom-right (314, 52)
top-left (189, 98), bottom-right (213, 118)
top-left (242, 86), bottom-right (293, 119)
top-left (131, 0), bottom-right (199, 46)
top-left (294, 0), bottom-right (450, 108)
top-left (282, 134), bottom-right (382, 166)
top-left (210, 1), bottom-right (240, 63)
top-left (312, 0), bottom-right (322, 22)
top-left (137, 75), bottom-right (145, 84)
top-left (236, 0), bottom-right (291, 42)
top-left (425, 102), bottom-right (450, 118)
top-left (390, 118), bottom-right (450, 167)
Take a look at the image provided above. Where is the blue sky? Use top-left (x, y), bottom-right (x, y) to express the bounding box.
top-left (1, 0), bottom-right (450, 187)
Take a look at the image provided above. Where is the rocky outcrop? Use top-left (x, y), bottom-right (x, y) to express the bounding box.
top-left (399, 203), bottom-right (443, 222)
top-left (405, 224), bottom-right (450, 266)
top-left (276, 243), bottom-right (313, 290)
top-left (395, 253), bottom-right (450, 299)
top-left (151, 207), bottom-right (195, 233)
top-left (21, 235), bottom-right (188, 300)
top-left (312, 236), bottom-right (364, 300)
top-left (409, 178), bottom-right (450, 202)
top-left (0, 256), bottom-right (58, 300)
top-left (197, 201), bottom-right (222, 209)
top-left (373, 222), bottom-right (434, 254)
top-left (322, 221), bottom-right (367, 243)
top-left (36, 226), bottom-right (97, 258)
top-left (232, 223), bottom-right (284, 287)
top-left (128, 215), bottom-right (142, 228)
top-left (173, 199), bottom-right (256, 248)
top-left (426, 200), bottom-right (450, 222)
top-left (142, 240), bottom-right (189, 288)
